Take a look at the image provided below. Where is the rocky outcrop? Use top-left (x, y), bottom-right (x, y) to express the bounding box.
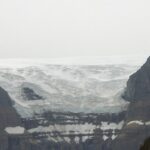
top-left (123, 56), bottom-right (150, 122)
top-left (123, 56), bottom-right (150, 102)
top-left (112, 56), bottom-right (150, 150)
top-left (0, 87), bottom-right (27, 150)
top-left (0, 87), bottom-right (21, 129)
top-left (22, 87), bottom-right (44, 101)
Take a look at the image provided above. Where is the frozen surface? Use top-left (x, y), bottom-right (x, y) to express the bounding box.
top-left (127, 120), bottom-right (144, 125)
top-left (28, 123), bottom-right (98, 134)
top-left (100, 121), bottom-right (124, 130)
top-left (111, 134), bottom-right (117, 140)
top-left (127, 120), bottom-right (150, 126)
top-left (5, 126), bottom-right (25, 134)
top-left (103, 135), bottom-right (109, 141)
top-left (145, 121), bottom-right (150, 125)
top-left (0, 56), bottom-right (145, 117)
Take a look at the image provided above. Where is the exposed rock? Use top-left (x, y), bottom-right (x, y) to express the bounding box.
top-left (0, 87), bottom-right (25, 150)
top-left (0, 87), bottom-right (21, 129)
top-left (22, 87), bottom-right (44, 100)
top-left (112, 56), bottom-right (150, 150)
top-left (140, 137), bottom-right (150, 150)
top-left (123, 56), bottom-right (150, 102)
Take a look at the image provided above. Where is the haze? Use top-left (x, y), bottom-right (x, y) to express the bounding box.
top-left (0, 0), bottom-right (150, 58)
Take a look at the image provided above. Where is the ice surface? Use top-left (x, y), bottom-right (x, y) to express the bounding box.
top-left (103, 135), bottom-right (109, 141)
top-left (111, 134), bottom-right (117, 140)
top-left (127, 120), bottom-right (144, 125)
top-left (0, 56), bottom-right (145, 117)
top-left (100, 121), bottom-right (124, 130)
top-left (145, 121), bottom-right (150, 125)
top-left (5, 126), bottom-right (25, 134)
top-left (127, 120), bottom-right (150, 126)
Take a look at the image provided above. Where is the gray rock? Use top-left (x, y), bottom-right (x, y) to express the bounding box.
top-left (123, 56), bottom-right (150, 101)
top-left (112, 56), bottom-right (150, 150)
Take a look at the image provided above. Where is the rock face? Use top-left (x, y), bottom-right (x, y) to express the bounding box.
top-left (121, 56), bottom-right (150, 120)
top-left (22, 87), bottom-right (44, 100)
top-left (0, 87), bottom-right (21, 129)
top-left (0, 87), bottom-right (29, 150)
top-left (112, 56), bottom-right (150, 150)
top-left (123, 56), bottom-right (150, 101)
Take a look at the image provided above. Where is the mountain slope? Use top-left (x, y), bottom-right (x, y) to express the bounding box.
top-left (0, 56), bottom-right (148, 150)
top-left (0, 64), bottom-right (136, 117)
top-left (112, 56), bottom-right (150, 150)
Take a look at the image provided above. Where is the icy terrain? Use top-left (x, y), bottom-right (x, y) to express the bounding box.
top-left (0, 56), bottom-right (146, 117)
top-left (5, 126), bottom-right (25, 135)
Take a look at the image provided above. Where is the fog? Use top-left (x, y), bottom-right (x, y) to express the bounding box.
top-left (0, 0), bottom-right (150, 58)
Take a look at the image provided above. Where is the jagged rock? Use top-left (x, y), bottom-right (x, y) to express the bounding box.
top-left (0, 87), bottom-right (28, 150)
top-left (112, 56), bottom-right (150, 150)
top-left (123, 56), bottom-right (150, 121)
top-left (22, 87), bottom-right (44, 101)
top-left (123, 56), bottom-right (150, 101)
top-left (0, 87), bottom-right (21, 129)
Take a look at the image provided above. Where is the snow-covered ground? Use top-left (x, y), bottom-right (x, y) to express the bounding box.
top-left (0, 56), bottom-right (147, 117)
top-left (28, 121), bottom-right (124, 142)
top-left (127, 120), bottom-right (150, 126)
top-left (5, 126), bottom-right (25, 134)
top-left (28, 121), bottom-right (124, 134)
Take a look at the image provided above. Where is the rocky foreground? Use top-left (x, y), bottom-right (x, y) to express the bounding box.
top-left (0, 57), bottom-right (150, 150)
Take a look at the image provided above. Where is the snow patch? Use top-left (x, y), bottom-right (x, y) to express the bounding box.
top-left (28, 123), bottom-right (98, 135)
top-left (74, 136), bottom-right (80, 143)
top-left (111, 134), bottom-right (117, 140)
top-left (145, 121), bottom-right (150, 125)
top-left (103, 135), bottom-right (109, 141)
top-left (127, 120), bottom-right (150, 126)
top-left (100, 121), bottom-right (124, 130)
top-left (127, 120), bottom-right (144, 126)
top-left (28, 122), bottom-right (124, 134)
top-left (5, 126), bottom-right (25, 135)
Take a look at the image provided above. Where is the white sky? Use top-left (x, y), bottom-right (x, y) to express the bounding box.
top-left (0, 0), bottom-right (150, 58)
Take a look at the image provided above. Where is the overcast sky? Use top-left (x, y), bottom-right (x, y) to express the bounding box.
top-left (0, 0), bottom-right (150, 58)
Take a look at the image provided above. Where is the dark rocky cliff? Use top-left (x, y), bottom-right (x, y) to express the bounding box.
top-left (112, 56), bottom-right (150, 150)
top-left (123, 56), bottom-right (150, 102)
top-left (0, 87), bottom-right (21, 129)
top-left (0, 87), bottom-right (28, 150)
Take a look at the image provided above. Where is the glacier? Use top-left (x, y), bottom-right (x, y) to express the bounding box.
top-left (0, 56), bottom-right (146, 117)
